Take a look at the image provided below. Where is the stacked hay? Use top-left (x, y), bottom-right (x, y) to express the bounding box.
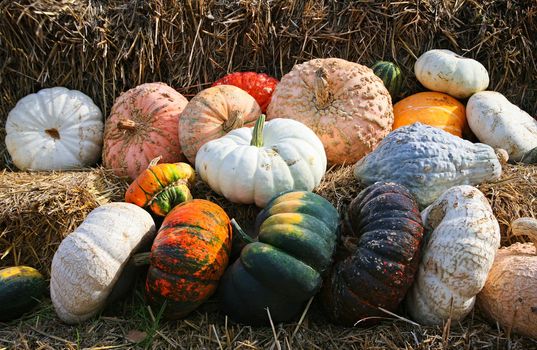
top-left (0, 168), bottom-right (127, 275)
top-left (1, 0), bottom-right (536, 168)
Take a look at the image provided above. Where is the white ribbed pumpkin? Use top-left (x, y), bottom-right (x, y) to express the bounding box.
top-left (405, 186), bottom-right (500, 325)
top-left (51, 203), bottom-right (155, 324)
top-left (414, 49), bottom-right (489, 99)
top-left (5, 87), bottom-right (103, 170)
top-left (467, 91), bottom-right (537, 162)
top-left (195, 116), bottom-right (326, 207)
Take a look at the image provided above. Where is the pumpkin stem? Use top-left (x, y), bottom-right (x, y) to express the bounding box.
top-left (148, 156), bottom-right (162, 168)
top-left (45, 128), bottom-right (61, 140)
top-left (118, 118), bottom-right (136, 130)
top-left (510, 218), bottom-right (537, 251)
top-left (222, 110), bottom-right (245, 133)
top-left (250, 115), bottom-right (266, 147)
top-left (231, 218), bottom-right (255, 244)
top-left (314, 67), bottom-right (331, 109)
top-left (131, 252), bottom-right (151, 266)
top-left (494, 148), bottom-right (509, 165)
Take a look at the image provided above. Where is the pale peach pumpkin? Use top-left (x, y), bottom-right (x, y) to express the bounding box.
top-left (179, 85), bottom-right (261, 164)
top-left (103, 83), bottom-right (188, 179)
top-left (266, 58), bottom-right (393, 165)
top-left (393, 92), bottom-right (467, 137)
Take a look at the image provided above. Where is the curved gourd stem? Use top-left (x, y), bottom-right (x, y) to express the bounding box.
top-left (314, 67), bottom-right (331, 109)
top-left (223, 110), bottom-right (244, 133)
top-left (511, 217), bottom-right (537, 252)
top-left (250, 115), bottom-right (266, 147)
top-left (148, 156), bottom-right (162, 168)
top-left (494, 148), bottom-right (509, 165)
top-left (231, 218), bottom-right (255, 244)
top-left (131, 252), bottom-right (151, 266)
top-left (118, 118), bottom-right (136, 130)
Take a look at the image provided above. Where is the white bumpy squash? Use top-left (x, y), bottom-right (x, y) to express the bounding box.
top-left (195, 115), bottom-right (326, 207)
top-left (51, 203), bottom-right (156, 324)
top-left (406, 186), bottom-right (500, 325)
top-left (467, 91), bottom-right (537, 162)
top-left (353, 123), bottom-right (503, 208)
top-left (414, 49), bottom-right (489, 99)
top-left (5, 87), bottom-right (103, 170)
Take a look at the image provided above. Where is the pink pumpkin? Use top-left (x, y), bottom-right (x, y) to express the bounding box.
top-left (103, 82), bottom-right (188, 179)
top-left (267, 58), bottom-right (393, 165)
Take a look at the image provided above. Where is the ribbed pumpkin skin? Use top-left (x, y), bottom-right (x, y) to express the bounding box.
top-left (371, 61), bottom-right (402, 99)
top-left (219, 191), bottom-right (339, 325)
top-left (125, 162), bottom-right (195, 216)
top-left (212, 72), bottom-right (278, 113)
top-left (0, 266), bottom-right (46, 321)
top-left (321, 182), bottom-right (423, 326)
top-left (103, 82), bottom-right (189, 180)
top-left (145, 199), bottom-right (232, 319)
top-left (393, 92), bottom-right (467, 137)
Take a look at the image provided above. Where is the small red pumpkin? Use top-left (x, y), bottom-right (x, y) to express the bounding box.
top-left (125, 161), bottom-right (195, 216)
top-left (139, 199), bottom-right (232, 319)
top-left (212, 72), bottom-right (278, 113)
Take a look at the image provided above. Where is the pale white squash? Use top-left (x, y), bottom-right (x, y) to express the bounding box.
top-left (414, 49), bottom-right (489, 99)
top-left (50, 203), bottom-right (156, 324)
top-left (405, 186), bottom-right (500, 325)
top-left (195, 116), bottom-right (326, 207)
top-left (5, 87), bottom-right (103, 170)
top-left (467, 91), bottom-right (537, 162)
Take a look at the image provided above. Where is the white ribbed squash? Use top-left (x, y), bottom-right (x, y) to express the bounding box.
top-left (5, 87), bottom-right (103, 170)
top-left (51, 203), bottom-right (155, 324)
top-left (405, 186), bottom-right (500, 325)
top-left (467, 91), bottom-right (537, 162)
top-left (414, 49), bottom-right (489, 99)
top-left (353, 123), bottom-right (503, 208)
top-left (195, 116), bottom-right (326, 207)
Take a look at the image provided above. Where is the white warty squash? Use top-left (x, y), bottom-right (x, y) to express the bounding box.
top-left (195, 116), bottom-right (327, 207)
top-left (5, 87), bottom-right (103, 170)
top-left (353, 123), bottom-right (503, 209)
top-left (405, 186), bottom-right (500, 325)
top-left (51, 203), bottom-right (156, 324)
top-left (414, 49), bottom-right (489, 99)
top-left (467, 91), bottom-right (537, 162)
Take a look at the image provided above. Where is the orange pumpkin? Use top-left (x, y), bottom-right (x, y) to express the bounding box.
top-left (125, 162), bottom-right (195, 216)
top-left (393, 92), bottom-right (467, 137)
top-left (103, 82), bottom-right (188, 180)
top-left (140, 199), bottom-right (232, 319)
top-left (179, 85), bottom-right (261, 164)
top-left (267, 58), bottom-right (393, 165)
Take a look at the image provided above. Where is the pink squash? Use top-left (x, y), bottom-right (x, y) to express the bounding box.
top-left (103, 83), bottom-right (188, 179)
top-left (267, 58), bottom-right (393, 165)
top-left (179, 85), bottom-right (261, 164)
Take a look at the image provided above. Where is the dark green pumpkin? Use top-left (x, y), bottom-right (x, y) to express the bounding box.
top-left (371, 61), bottom-right (403, 100)
top-left (0, 266), bottom-right (46, 321)
top-left (219, 191), bottom-right (339, 325)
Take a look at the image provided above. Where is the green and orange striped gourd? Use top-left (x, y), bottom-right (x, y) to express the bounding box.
top-left (0, 266), bottom-right (46, 321)
top-left (125, 160), bottom-right (195, 216)
top-left (135, 199), bottom-right (232, 319)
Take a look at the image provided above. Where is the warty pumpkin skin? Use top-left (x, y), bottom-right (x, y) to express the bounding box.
top-left (102, 82), bottom-right (188, 180)
top-left (179, 85), bottom-right (262, 164)
top-left (393, 92), bottom-right (467, 137)
top-left (143, 199), bottom-right (232, 319)
top-left (51, 203), bottom-right (156, 324)
top-left (0, 266), bottom-right (46, 321)
top-left (321, 182), bottom-right (423, 326)
top-left (477, 217), bottom-right (537, 338)
top-left (5, 87), bottom-right (103, 170)
top-left (405, 186), bottom-right (500, 325)
top-left (125, 162), bottom-right (195, 216)
top-left (267, 58), bottom-right (393, 165)
top-left (353, 123), bottom-right (503, 209)
top-left (212, 72), bottom-right (278, 113)
top-left (219, 191), bottom-right (339, 326)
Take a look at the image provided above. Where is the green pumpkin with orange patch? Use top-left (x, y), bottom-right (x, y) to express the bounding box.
top-left (218, 191), bottom-right (339, 325)
top-left (0, 266), bottom-right (46, 321)
top-left (135, 199), bottom-right (232, 319)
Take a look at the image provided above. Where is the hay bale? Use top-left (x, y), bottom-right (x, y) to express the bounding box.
top-left (1, 0), bottom-right (536, 168)
top-left (0, 168), bottom-right (127, 275)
